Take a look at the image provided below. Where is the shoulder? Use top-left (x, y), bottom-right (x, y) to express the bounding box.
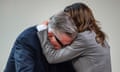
top-left (78, 30), bottom-right (96, 40)
top-left (16, 24), bottom-right (47, 39)
top-left (13, 25), bottom-right (41, 50)
top-left (16, 25), bottom-right (37, 40)
top-left (75, 30), bottom-right (97, 46)
top-left (15, 24), bottom-right (47, 42)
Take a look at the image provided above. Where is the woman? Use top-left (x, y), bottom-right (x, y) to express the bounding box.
top-left (37, 3), bottom-right (111, 72)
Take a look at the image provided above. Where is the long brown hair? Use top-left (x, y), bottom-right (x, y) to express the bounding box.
top-left (64, 3), bottom-right (106, 46)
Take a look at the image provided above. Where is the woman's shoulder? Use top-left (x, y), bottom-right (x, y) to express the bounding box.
top-left (78, 30), bottom-right (96, 39)
top-left (76, 30), bottom-right (98, 46)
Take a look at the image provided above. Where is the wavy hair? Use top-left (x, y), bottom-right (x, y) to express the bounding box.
top-left (64, 3), bottom-right (106, 46)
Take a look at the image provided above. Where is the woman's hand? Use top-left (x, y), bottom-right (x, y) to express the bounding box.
top-left (42, 20), bottom-right (49, 25)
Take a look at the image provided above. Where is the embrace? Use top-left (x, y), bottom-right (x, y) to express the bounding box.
top-left (4, 3), bottom-right (111, 72)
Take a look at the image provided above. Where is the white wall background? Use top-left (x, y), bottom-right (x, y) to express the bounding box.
top-left (0, 0), bottom-right (120, 72)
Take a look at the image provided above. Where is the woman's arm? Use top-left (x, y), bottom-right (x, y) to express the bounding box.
top-left (37, 29), bottom-right (87, 64)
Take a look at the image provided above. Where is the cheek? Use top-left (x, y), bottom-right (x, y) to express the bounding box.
top-left (48, 37), bottom-right (56, 45)
top-left (48, 36), bottom-right (61, 49)
top-left (61, 37), bottom-right (72, 45)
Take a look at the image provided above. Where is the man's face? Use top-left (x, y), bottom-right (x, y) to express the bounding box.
top-left (54, 31), bottom-right (73, 46)
top-left (48, 31), bottom-right (62, 49)
top-left (48, 31), bottom-right (73, 49)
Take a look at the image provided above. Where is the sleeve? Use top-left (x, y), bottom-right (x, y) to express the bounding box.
top-left (14, 37), bottom-right (35, 72)
top-left (37, 30), bottom-right (88, 64)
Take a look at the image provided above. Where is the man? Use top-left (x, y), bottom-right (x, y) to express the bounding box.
top-left (37, 11), bottom-right (78, 63)
top-left (4, 12), bottom-right (76, 72)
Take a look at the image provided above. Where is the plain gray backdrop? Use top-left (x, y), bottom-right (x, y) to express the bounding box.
top-left (0, 0), bottom-right (120, 72)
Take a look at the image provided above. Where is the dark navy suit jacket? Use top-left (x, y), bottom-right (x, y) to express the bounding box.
top-left (4, 25), bottom-right (75, 72)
